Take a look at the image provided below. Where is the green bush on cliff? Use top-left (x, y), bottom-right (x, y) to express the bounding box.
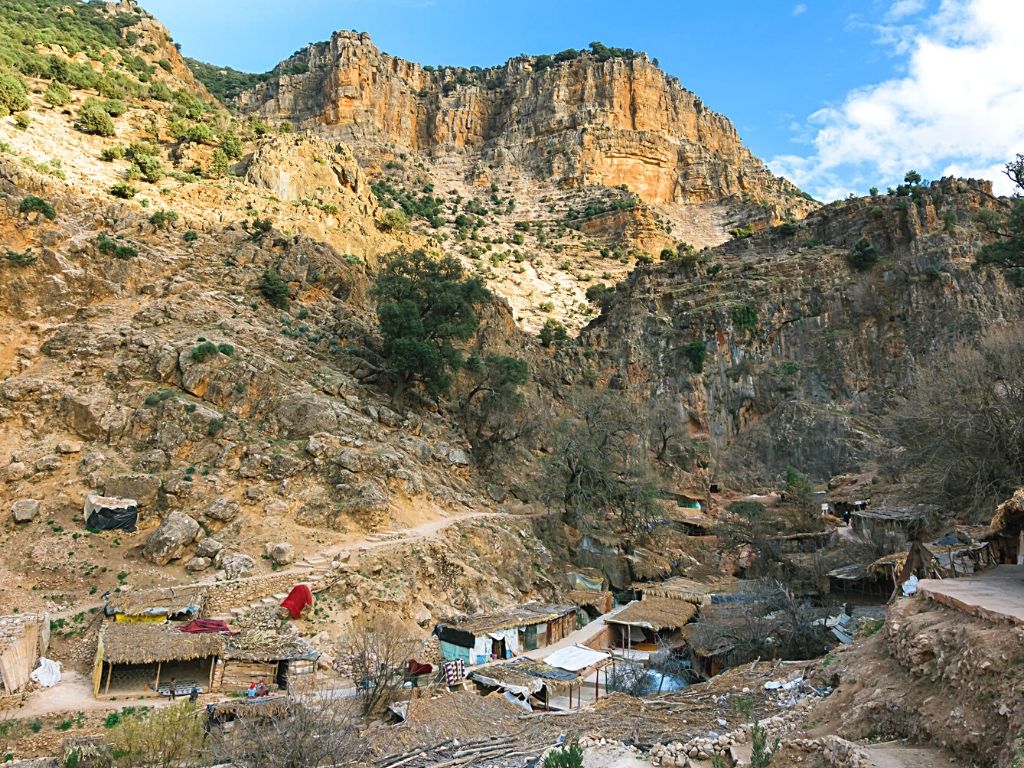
top-left (848, 237), bottom-right (878, 271)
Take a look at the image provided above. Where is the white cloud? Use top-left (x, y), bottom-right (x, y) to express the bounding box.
top-left (885, 0), bottom-right (927, 21)
top-left (771, 0), bottom-right (1024, 200)
top-left (793, 3), bottom-right (808, 16)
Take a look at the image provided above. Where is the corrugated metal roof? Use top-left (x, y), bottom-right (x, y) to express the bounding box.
top-left (543, 645), bottom-right (609, 672)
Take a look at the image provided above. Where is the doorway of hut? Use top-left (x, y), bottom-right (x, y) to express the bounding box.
top-left (101, 658), bottom-right (215, 697)
top-left (490, 637), bottom-right (507, 661)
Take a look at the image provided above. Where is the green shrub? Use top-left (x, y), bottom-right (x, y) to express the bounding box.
top-left (259, 269), bottom-right (289, 309)
top-left (221, 134), bottom-right (243, 158)
top-left (543, 744), bottom-right (583, 768)
top-left (5, 248), bottom-right (36, 266)
top-left (0, 69), bottom-right (29, 116)
top-left (183, 230), bottom-right (198, 242)
top-left (100, 146), bottom-right (126, 161)
top-left (729, 225), bottom-right (754, 240)
top-left (11, 110), bottom-right (28, 130)
top-left (216, 342), bottom-right (234, 356)
top-left (539, 318), bottom-right (568, 348)
top-left (110, 182), bottom-right (137, 199)
top-left (248, 217), bottom-right (273, 239)
top-left (150, 209), bottom-right (178, 229)
top-left (148, 80), bottom-right (172, 101)
top-left (206, 148), bottom-right (229, 178)
top-left (96, 234), bottom-right (137, 258)
top-left (775, 221), bottom-right (798, 236)
top-left (191, 341), bottom-right (219, 362)
top-left (42, 79), bottom-right (70, 107)
top-left (19, 195), bottom-right (56, 220)
top-left (848, 237), bottom-right (878, 271)
top-left (730, 303), bottom-right (758, 334)
top-left (377, 208), bottom-right (409, 232)
top-left (77, 102), bottom-right (115, 136)
top-left (132, 153), bottom-right (163, 182)
top-left (684, 341), bottom-right (706, 373)
top-left (726, 500), bottom-right (766, 519)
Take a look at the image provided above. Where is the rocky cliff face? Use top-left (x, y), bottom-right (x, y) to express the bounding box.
top-left (239, 32), bottom-right (815, 220)
top-left (582, 178), bottom-right (1024, 485)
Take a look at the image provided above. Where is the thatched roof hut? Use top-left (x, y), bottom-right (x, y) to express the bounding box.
top-left (104, 586), bottom-right (206, 621)
top-left (99, 622), bottom-right (224, 665)
top-left (607, 598), bottom-right (696, 632)
top-left (636, 576), bottom-right (738, 606)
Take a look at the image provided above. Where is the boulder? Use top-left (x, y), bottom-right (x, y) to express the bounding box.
top-left (265, 542), bottom-right (295, 566)
top-left (56, 440), bottom-right (83, 454)
top-left (220, 553), bottom-right (256, 579)
top-left (101, 473), bottom-right (162, 506)
top-left (203, 496), bottom-right (240, 522)
top-left (143, 512), bottom-right (201, 565)
top-left (185, 557), bottom-right (212, 573)
top-left (12, 498), bottom-right (40, 523)
top-left (195, 538), bottom-right (224, 559)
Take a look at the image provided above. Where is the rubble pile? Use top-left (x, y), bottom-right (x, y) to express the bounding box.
top-left (788, 737), bottom-right (870, 768)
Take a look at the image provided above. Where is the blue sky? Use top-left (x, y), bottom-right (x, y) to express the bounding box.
top-left (140, 0), bottom-right (1024, 201)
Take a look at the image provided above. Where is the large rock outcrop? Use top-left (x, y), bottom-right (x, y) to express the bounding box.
top-left (239, 32), bottom-right (815, 220)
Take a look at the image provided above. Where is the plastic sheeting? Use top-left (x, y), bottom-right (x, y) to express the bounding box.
top-left (543, 645), bottom-right (609, 672)
top-left (30, 657), bottom-right (61, 688)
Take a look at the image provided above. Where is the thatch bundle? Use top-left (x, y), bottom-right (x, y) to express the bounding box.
top-left (607, 597), bottom-right (697, 631)
top-left (100, 622), bottom-right (224, 664)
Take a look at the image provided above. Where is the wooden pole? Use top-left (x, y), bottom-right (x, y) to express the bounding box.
top-left (154, 661), bottom-right (162, 693)
top-left (104, 662), bottom-right (113, 695)
top-left (209, 656), bottom-right (216, 690)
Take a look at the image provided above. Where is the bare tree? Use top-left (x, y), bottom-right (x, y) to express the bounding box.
top-left (337, 614), bottom-right (421, 716)
top-left (543, 388), bottom-right (660, 535)
top-left (890, 326), bottom-right (1024, 521)
top-left (208, 689), bottom-right (366, 768)
top-left (688, 580), bottom-right (832, 666)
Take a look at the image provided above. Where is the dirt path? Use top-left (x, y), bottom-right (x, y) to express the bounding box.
top-left (16, 671), bottom-right (167, 717)
top-left (53, 508), bottom-right (534, 620)
top-left (864, 743), bottom-right (960, 768)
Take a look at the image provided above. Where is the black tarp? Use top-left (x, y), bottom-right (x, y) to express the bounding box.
top-left (87, 504), bottom-right (138, 532)
top-left (433, 624), bottom-right (475, 649)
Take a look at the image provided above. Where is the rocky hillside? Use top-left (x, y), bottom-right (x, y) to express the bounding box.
top-left (223, 34), bottom-right (821, 332)
top-left (581, 178), bottom-right (1023, 486)
top-left (237, 33), bottom-right (816, 227)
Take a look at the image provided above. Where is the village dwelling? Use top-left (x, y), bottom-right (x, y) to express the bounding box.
top-left (434, 603), bottom-right (578, 666)
top-left (468, 645), bottom-right (612, 711)
top-left (986, 489), bottom-right (1024, 564)
top-left (93, 621), bottom-right (318, 697)
top-left (606, 598), bottom-right (697, 657)
top-left (565, 569), bottom-right (614, 618)
top-left (0, 614), bottom-right (49, 696)
top-left (103, 586), bottom-right (205, 623)
top-left (212, 632), bottom-right (318, 693)
top-left (849, 505), bottom-right (931, 541)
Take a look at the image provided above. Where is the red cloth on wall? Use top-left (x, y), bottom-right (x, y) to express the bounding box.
top-left (280, 584), bottom-right (314, 619)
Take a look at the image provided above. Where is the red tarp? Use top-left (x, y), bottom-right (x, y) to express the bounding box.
top-left (407, 659), bottom-right (433, 676)
top-left (281, 584), bottom-right (314, 619)
top-left (178, 618), bottom-right (233, 634)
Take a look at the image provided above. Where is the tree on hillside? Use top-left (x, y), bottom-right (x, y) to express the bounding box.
top-left (337, 615), bottom-right (421, 717)
top-left (543, 388), bottom-right (659, 534)
top-left (208, 689), bottom-right (365, 768)
top-left (890, 326), bottom-right (1024, 521)
top-left (372, 249), bottom-right (489, 399)
top-left (977, 154), bottom-right (1024, 270)
top-left (459, 352), bottom-right (531, 463)
top-left (109, 703), bottom-right (206, 768)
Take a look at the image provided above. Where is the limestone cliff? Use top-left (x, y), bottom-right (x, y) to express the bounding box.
top-left (239, 32), bottom-right (815, 220)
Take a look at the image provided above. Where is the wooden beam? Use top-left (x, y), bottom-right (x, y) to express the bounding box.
top-left (154, 660), bottom-right (162, 694)
top-left (104, 662), bottom-right (112, 696)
